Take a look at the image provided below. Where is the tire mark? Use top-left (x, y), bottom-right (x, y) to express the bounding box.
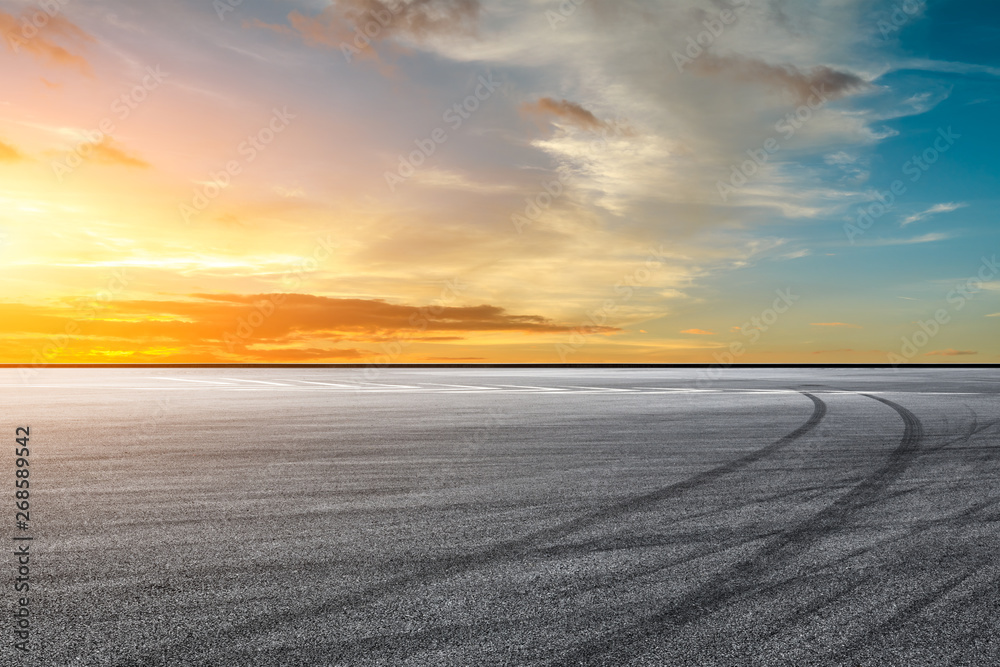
top-left (504, 392), bottom-right (827, 550)
top-left (769, 493), bottom-right (1000, 587)
top-left (554, 392), bottom-right (924, 666)
top-left (943, 572), bottom-right (1000, 666)
top-left (634, 494), bottom-right (1000, 662)
top-left (551, 530), bottom-right (786, 598)
top-left (694, 495), bottom-right (1000, 664)
top-left (925, 406), bottom-right (999, 455)
top-left (833, 569), bottom-right (978, 664)
top-left (132, 393), bottom-right (828, 665)
top-left (526, 481), bottom-right (849, 562)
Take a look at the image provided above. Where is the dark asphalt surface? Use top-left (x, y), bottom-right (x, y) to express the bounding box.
top-left (1, 368), bottom-right (998, 665)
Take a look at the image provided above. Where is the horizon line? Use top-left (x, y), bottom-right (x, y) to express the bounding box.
top-left (1, 364), bottom-right (997, 369)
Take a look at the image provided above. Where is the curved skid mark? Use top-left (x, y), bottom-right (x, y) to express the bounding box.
top-left (941, 572), bottom-right (1000, 665)
top-left (528, 482), bottom-right (839, 563)
top-left (137, 392), bottom-right (828, 664)
top-left (925, 405), bottom-right (1000, 455)
top-left (834, 569), bottom-right (978, 663)
top-left (556, 392), bottom-right (926, 665)
top-left (503, 392), bottom-right (827, 549)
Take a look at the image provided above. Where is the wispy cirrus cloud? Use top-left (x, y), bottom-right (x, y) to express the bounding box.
top-left (691, 54), bottom-right (869, 104)
top-left (863, 233), bottom-right (952, 247)
top-left (62, 137), bottom-right (149, 169)
top-left (925, 349), bottom-right (977, 357)
top-left (0, 9), bottom-right (93, 74)
top-left (901, 202), bottom-right (967, 227)
top-left (250, 0), bottom-right (481, 54)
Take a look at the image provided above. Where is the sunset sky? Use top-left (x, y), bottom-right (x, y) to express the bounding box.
top-left (1, 0), bottom-right (998, 364)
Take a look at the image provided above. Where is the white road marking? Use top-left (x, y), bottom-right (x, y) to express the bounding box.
top-left (564, 386), bottom-right (640, 392)
top-left (146, 377), bottom-right (237, 385)
top-left (216, 377), bottom-right (293, 386)
top-left (642, 388), bottom-right (722, 393)
top-left (275, 379), bottom-right (364, 388)
top-left (495, 384), bottom-right (569, 392)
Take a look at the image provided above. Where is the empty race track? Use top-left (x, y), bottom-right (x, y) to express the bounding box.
top-left (1, 367), bottom-right (998, 665)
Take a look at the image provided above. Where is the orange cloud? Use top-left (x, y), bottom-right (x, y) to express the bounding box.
top-left (0, 294), bottom-right (619, 364)
top-left (0, 138), bottom-right (24, 161)
top-left (692, 55), bottom-right (867, 104)
top-left (680, 328), bottom-right (715, 335)
top-left (0, 10), bottom-right (94, 74)
top-left (232, 347), bottom-right (365, 362)
top-left (251, 0), bottom-right (480, 53)
top-left (522, 97), bottom-right (611, 132)
top-left (811, 322), bottom-right (862, 328)
top-left (925, 349), bottom-right (978, 357)
top-left (85, 137), bottom-right (149, 168)
top-left (192, 293), bottom-right (612, 337)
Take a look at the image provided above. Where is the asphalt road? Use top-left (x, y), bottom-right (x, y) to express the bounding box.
top-left (1, 368), bottom-right (998, 665)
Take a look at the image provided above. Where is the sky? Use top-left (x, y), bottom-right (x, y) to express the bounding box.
top-left (0, 0), bottom-right (998, 364)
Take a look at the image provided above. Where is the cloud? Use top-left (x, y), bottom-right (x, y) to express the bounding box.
top-left (691, 54), bottom-right (868, 105)
top-left (824, 151), bottom-right (870, 183)
top-left (273, 185), bottom-right (305, 198)
top-left (85, 138), bottom-right (149, 168)
top-left (811, 322), bottom-right (861, 328)
top-left (522, 97), bottom-right (614, 132)
top-left (0, 139), bottom-right (24, 161)
top-left (900, 202), bottom-right (967, 227)
top-left (864, 233), bottom-right (951, 246)
top-left (0, 293), bottom-right (619, 363)
top-left (0, 10), bottom-right (93, 74)
top-left (252, 0), bottom-right (481, 53)
top-left (0, 293), bottom-right (630, 364)
top-left (238, 347), bottom-right (365, 361)
top-left (412, 168), bottom-right (519, 194)
top-left (925, 349), bottom-right (978, 357)
top-left (680, 328), bottom-right (715, 335)
top-left (988, 313), bottom-right (1000, 318)
top-left (192, 293), bottom-right (612, 336)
